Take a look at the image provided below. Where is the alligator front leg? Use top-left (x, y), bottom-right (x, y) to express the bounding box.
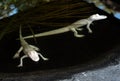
top-left (87, 22), bottom-right (93, 33)
top-left (38, 53), bottom-right (49, 61)
top-left (18, 55), bottom-right (28, 67)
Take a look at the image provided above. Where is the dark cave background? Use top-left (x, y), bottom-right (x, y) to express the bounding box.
top-left (0, 1), bottom-right (120, 81)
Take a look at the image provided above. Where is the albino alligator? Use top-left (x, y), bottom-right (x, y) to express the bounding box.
top-left (23, 14), bottom-right (107, 39)
top-left (13, 27), bottom-right (48, 67)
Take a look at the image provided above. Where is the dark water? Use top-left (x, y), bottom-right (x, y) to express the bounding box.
top-left (0, 9), bottom-right (120, 73)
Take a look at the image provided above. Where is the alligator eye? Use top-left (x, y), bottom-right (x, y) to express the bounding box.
top-left (96, 14), bottom-right (99, 16)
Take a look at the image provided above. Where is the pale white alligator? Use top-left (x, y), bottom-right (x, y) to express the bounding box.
top-left (13, 27), bottom-right (48, 67)
top-left (23, 14), bottom-right (107, 39)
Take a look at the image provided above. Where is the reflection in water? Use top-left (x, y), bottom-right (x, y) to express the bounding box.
top-left (84, 0), bottom-right (120, 19)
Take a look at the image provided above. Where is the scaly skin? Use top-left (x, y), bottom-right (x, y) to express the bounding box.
top-left (13, 27), bottom-right (48, 67)
top-left (23, 14), bottom-right (107, 39)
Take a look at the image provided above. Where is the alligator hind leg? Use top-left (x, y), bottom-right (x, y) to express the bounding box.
top-left (70, 28), bottom-right (84, 37)
top-left (29, 45), bottom-right (40, 51)
top-left (13, 46), bottom-right (23, 59)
